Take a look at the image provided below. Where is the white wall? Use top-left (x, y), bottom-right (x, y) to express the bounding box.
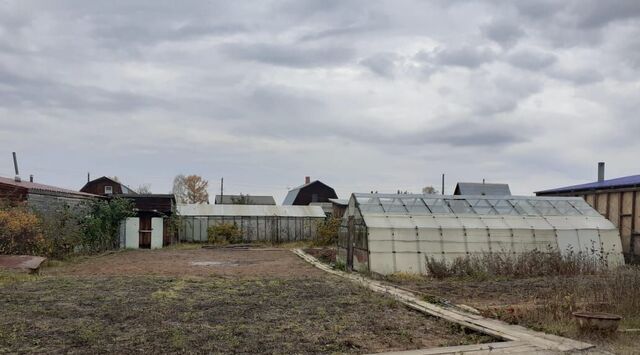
top-left (151, 218), bottom-right (163, 249)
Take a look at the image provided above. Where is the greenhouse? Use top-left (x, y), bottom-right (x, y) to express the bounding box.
top-left (337, 193), bottom-right (625, 275)
top-left (177, 204), bottom-right (326, 243)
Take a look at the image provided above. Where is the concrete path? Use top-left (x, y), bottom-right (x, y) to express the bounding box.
top-left (293, 249), bottom-right (608, 354)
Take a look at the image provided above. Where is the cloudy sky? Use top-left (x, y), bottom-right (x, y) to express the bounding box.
top-left (1, 0), bottom-right (639, 202)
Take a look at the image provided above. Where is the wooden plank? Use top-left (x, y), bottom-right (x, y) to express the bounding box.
top-left (369, 341), bottom-right (543, 355)
top-left (293, 249), bottom-right (595, 353)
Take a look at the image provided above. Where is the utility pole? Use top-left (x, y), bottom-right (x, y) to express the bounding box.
top-left (441, 173), bottom-right (445, 195)
top-left (87, 172), bottom-right (90, 182)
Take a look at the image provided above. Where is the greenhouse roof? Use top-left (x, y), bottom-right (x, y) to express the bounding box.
top-left (177, 204), bottom-right (326, 217)
top-left (352, 193), bottom-right (600, 217)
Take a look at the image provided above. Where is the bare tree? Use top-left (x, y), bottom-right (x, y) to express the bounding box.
top-left (136, 184), bottom-right (152, 194)
top-left (172, 175), bottom-right (187, 203)
top-left (422, 186), bottom-right (439, 194)
top-left (173, 174), bottom-right (209, 204)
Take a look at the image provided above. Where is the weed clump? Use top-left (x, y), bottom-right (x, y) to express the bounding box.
top-left (207, 223), bottom-right (242, 244)
top-left (425, 245), bottom-right (610, 280)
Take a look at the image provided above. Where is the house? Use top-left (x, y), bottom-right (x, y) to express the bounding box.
top-left (0, 175), bottom-right (98, 215)
top-left (337, 192), bottom-right (624, 274)
top-left (81, 176), bottom-right (176, 249)
top-left (536, 163), bottom-right (640, 262)
top-left (453, 182), bottom-right (511, 196)
top-left (214, 195), bottom-right (276, 205)
top-left (283, 176), bottom-right (338, 205)
top-left (80, 176), bottom-right (136, 195)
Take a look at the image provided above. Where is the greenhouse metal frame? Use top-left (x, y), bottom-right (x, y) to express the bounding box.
top-left (178, 204), bottom-right (326, 243)
top-left (337, 193), bottom-right (624, 275)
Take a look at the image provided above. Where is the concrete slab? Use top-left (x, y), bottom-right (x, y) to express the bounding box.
top-left (0, 255), bottom-right (47, 273)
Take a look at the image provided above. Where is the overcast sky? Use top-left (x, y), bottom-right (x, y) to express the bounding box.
top-left (1, 0), bottom-right (639, 202)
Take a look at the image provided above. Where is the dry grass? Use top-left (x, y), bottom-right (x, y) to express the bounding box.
top-left (425, 247), bottom-right (609, 280)
top-left (0, 249), bottom-right (495, 353)
top-left (0, 275), bottom-right (488, 354)
top-left (382, 250), bottom-right (640, 354)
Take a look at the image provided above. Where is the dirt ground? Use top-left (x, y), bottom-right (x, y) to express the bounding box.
top-left (0, 247), bottom-right (491, 354)
top-left (44, 248), bottom-right (328, 278)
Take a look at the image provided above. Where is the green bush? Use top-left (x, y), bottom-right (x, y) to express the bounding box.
top-left (315, 217), bottom-right (341, 246)
top-left (81, 197), bottom-right (135, 253)
top-left (207, 223), bottom-right (242, 244)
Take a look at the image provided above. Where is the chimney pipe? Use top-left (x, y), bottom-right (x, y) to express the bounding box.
top-left (305, 176), bottom-right (310, 184)
top-left (12, 152), bottom-right (20, 182)
top-left (598, 162), bottom-right (605, 182)
top-left (29, 174), bottom-right (33, 183)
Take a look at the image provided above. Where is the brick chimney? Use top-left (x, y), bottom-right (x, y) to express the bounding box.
top-left (305, 176), bottom-right (311, 184)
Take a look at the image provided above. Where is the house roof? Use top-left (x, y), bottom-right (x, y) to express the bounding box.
top-left (454, 182), bottom-right (511, 196)
top-left (0, 176), bottom-right (98, 198)
top-left (80, 176), bottom-right (137, 194)
top-left (536, 174), bottom-right (640, 195)
top-left (283, 180), bottom-right (336, 205)
top-left (214, 195), bottom-right (276, 205)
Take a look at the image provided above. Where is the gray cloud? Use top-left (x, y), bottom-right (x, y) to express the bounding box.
top-left (481, 20), bottom-right (525, 47)
top-left (420, 45), bottom-right (497, 69)
top-left (506, 48), bottom-right (557, 70)
top-left (221, 42), bottom-right (355, 68)
top-left (360, 52), bottom-right (398, 78)
top-left (0, 0), bottom-right (638, 199)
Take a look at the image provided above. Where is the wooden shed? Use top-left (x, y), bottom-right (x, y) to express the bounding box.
top-left (536, 165), bottom-right (640, 262)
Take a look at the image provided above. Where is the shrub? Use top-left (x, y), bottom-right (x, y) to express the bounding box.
top-left (207, 223), bottom-right (242, 244)
top-left (81, 197), bottom-right (135, 253)
top-left (315, 217), bottom-right (341, 246)
top-left (425, 246), bottom-right (608, 280)
top-left (37, 202), bottom-right (86, 259)
top-left (0, 203), bottom-right (49, 256)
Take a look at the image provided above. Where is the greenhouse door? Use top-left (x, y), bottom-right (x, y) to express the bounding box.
top-left (346, 216), bottom-right (354, 270)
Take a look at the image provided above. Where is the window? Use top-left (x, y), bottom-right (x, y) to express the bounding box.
top-left (104, 185), bottom-right (113, 194)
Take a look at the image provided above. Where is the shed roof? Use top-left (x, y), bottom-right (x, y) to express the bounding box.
top-left (329, 198), bottom-right (349, 206)
top-left (454, 182), bottom-right (511, 196)
top-left (214, 195), bottom-right (276, 205)
top-left (80, 176), bottom-right (137, 194)
top-left (0, 176), bottom-right (98, 198)
top-left (177, 204), bottom-right (326, 217)
top-left (536, 174), bottom-right (640, 195)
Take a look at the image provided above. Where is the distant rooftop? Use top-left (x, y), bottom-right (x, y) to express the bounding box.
top-left (536, 174), bottom-right (640, 195)
top-left (0, 176), bottom-right (97, 198)
top-left (454, 182), bottom-right (511, 196)
top-left (214, 195), bottom-right (276, 205)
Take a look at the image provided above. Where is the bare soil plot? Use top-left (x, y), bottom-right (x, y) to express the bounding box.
top-left (0, 248), bottom-right (490, 354)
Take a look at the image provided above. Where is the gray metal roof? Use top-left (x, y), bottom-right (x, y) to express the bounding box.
top-left (328, 198), bottom-right (349, 206)
top-left (282, 180), bottom-right (316, 205)
top-left (454, 182), bottom-right (511, 196)
top-left (214, 195), bottom-right (276, 205)
top-left (177, 204), bottom-right (326, 217)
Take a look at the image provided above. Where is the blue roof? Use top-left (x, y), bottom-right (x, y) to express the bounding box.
top-left (536, 174), bottom-right (640, 195)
